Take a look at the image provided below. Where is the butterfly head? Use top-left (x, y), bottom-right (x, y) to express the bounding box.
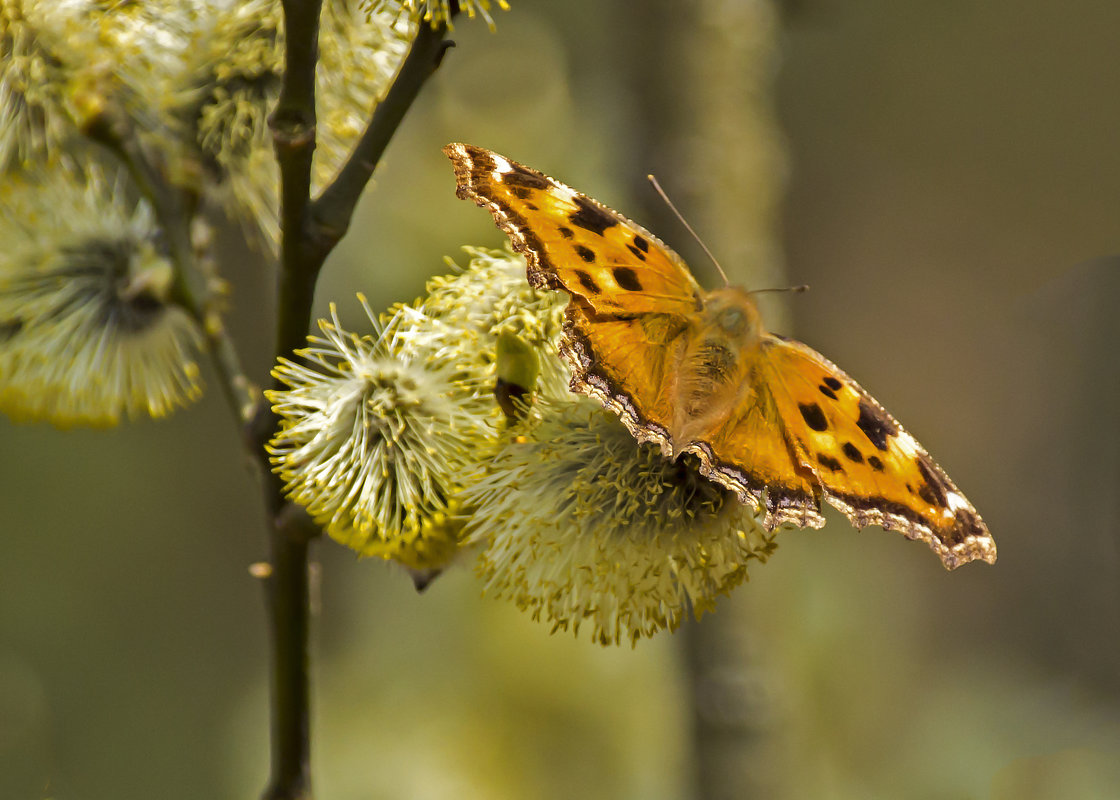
top-left (702, 286), bottom-right (764, 345)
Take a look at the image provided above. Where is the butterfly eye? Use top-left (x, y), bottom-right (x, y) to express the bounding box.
top-left (715, 306), bottom-right (759, 341)
top-left (705, 288), bottom-right (761, 341)
top-left (717, 308), bottom-right (745, 333)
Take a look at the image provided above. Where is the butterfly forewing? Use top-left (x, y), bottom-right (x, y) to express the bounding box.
top-left (445, 143), bottom-right (703, 317)
top-left (755, 336), bottom-right (996, 569)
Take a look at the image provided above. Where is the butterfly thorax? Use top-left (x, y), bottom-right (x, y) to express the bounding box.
top-left (671, 287), bottom-right (763, 449)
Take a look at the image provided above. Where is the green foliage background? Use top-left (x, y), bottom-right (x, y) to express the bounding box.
top-left (2, 1), bottom-right (1119, 797)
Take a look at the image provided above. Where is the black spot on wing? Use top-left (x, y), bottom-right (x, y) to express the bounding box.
top-left (856, 399), bottom-right (896, 452)
top-left (502, 168), bottom-right (550, 190)
top-left (510, 186), bottom-right (532, 200)
top-left (946, 508), bottom-right (984, 545)
top-left (558, 227), bottom-right (574, 239)
top-left (764, 483), bottom-right (823, 526)
top-left (842, 442), bottom-right (864, 463)
top-left (918, 484), bottom-right (942, 508)
top-left (819, 453), bottom-right (844, 472)
top-left (915, 456), bottom-right (949, 509)
top-left (568, 195), bottom-right (616, 236)
top-left (613, 266), bottom-right (642, 291)
top-left (823, 376), bottom-right (842, 391)
top-left (574, 269), bottom-right (600, 294)
top-left (575, 244), bottom-right (596, 263)
top-left (798, 402), bottom-right (828, 432)
top-left (632, 235), bottom-right (649, 253)
top-left (819, 384), bottom-right (838, 400)
top-left (626, 243), bottom-right (647, 261)
top-left (464, 149), bottom-right (496, 172)
top-left (868, 455), bottom-right (884, 471)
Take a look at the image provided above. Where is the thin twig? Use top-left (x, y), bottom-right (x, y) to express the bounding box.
top-left (83, 98), bottom-right (257, 421)
top-left (311, 19), bottom-right (454, 242)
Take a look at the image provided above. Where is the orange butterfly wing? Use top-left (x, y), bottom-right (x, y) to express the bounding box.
top-left (751, 335), bottom-right (995, 568)
top-left (445, 143), bottom-right (702, 316)
top-left (679, 370), bottom-right (826, 531)
top-left (446, 142), bottom-right (698, 447)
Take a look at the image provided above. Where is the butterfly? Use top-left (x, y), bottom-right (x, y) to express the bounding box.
top-left (445, 143), bottom-right (996, 570)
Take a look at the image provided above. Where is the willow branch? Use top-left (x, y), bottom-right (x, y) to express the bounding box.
top-left (255, 8), bottom-right (461, 800)
top-left (259, 502), bottom-right (319, 800)
top-left (269, 0), bottom-right (324, 364)
top-left (257, 4), bottom-right (325, 800)
top-left (311, 18), bottom-right (454, 242)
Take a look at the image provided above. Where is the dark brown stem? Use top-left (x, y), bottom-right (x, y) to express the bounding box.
top-left (310, 19), bottom-right (454, 243)
top-left (270, 0), bottom-right (324, 363)
top-left (260, 503), bottom-right (319, 800)
top-left (256, 7), bottom-right (458, 800)
top-left (259, 2), bottom-right (325, 799)
top-left (620, 0), bottom-right (787, 797)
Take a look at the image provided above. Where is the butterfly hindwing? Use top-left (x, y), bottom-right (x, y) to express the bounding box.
top-left (560, 296), bottom-right (691, 452)
top-left (683, 379), bottom-right (826, 531)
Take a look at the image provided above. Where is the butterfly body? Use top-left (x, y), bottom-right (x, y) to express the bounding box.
top-left (446, 143), bottom-right (996, 569)
top-left (664, 288), bottom-right (762, 447)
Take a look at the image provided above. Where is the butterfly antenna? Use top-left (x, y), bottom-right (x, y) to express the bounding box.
top-left (647, 173), bottom-right (731, 286)
top-left (750, 284), bottom-right (811, 295)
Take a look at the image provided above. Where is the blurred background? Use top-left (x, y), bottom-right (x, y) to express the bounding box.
top-left (3, 0), bottom-right (1119, 797)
